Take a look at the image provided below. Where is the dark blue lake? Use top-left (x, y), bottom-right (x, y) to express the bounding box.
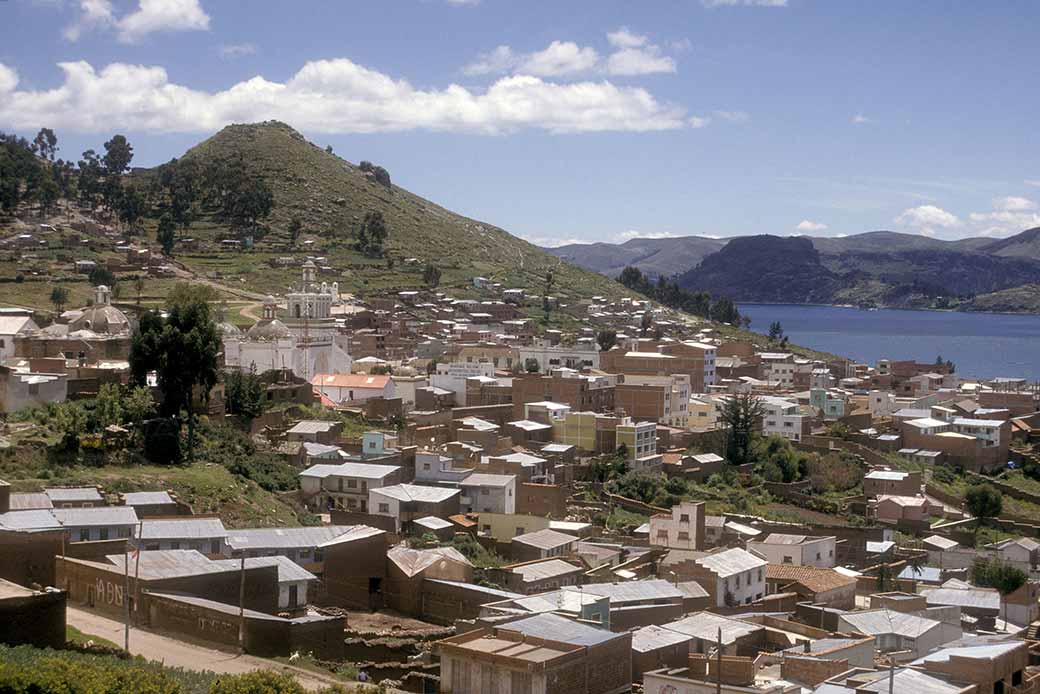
top-left (738, 304), bottom-right (1040, 381)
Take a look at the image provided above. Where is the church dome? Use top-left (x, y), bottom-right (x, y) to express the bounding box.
top-left (217, 321), bottom-right (243, 337)
top-left (245, 318), bottom-right (293, 341)
top-left (68, 286), bottom-right (130, 335)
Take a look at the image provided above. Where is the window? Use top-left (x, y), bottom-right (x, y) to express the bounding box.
top-left (347, 479), bottom-right (357, 489)
top-left (423, 463), bottom-right (431, 471)
top-left (78, 529), bottom-right (89, 541)
top-left (677, 531), bottom-right (690, 541)
top-left (99, 528), bottom-right (109, 541)
top-left (288, 584), bottom-right (298, 608)
top-left (516, 527), bottom-right (525, 536)
top-left (481, 488), bottom-right (489, 495)
top-left (816, 552), bottom-right (821, 560)
top-left (783, 555), bottom-right (793, 564)
top-left (378, 503), bottom-right (389, 513)
top-left (211, 541), bottom-right (221, 554)
top-left (171, 541), bottom-right (180, 549)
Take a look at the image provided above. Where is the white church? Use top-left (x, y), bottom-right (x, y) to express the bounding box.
top-left (223, 260), bottom-right (352, 379)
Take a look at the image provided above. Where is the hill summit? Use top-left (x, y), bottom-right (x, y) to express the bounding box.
top-left (167, 121), bottom-right (624, 301)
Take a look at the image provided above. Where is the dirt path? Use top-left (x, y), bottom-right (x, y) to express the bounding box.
top-left (67, 606), bottom-right (355, 691)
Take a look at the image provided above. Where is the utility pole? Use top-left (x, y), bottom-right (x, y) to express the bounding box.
top-left (123, 540), bottom-right (130, 653)
top-left (888, 657), bottom-right (895, 694)
top-left (238, 553), bottom-right (246, 654)
top-left (716, 626), bottom-right (722, 694)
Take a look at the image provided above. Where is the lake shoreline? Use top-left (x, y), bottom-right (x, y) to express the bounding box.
top-left (738, 301), bottom-right (1040, 319)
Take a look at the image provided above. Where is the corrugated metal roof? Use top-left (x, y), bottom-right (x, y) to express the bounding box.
top-left (511, 529), bottom-right (578, 550)
top-left (371, 484), bottom-right (459, 503)
top-left (139, 518), bottom-right (227, 540)
top-left (45, 487), bottom-right (102, 502)
top-left (694, 548), bottom-right (766, 577)
top-left (286, 420), bottom-right (337, 434)
top-left (105, 550), bottom-right (231, 580)
top-left (911, 640), bottom-right (1021, 665)
top-left (413, 516), bottom-right (453, 530)
top-left (921, 587), bottom-right (1000, 611)
top-left (501, 613), bottom-right (620, 647)
top-left (839, 608), bottom-right (939, 637)
top-left (459, 473), bottom-right (515, 488)
top-left (211, 555), bottom-right (316, 583)
top-left (52, 507), bottom-right (138, 527)
top-left (299, 462), bottom-right (401, 479)
top-left (662, 612), bottom-right (762, 644)
top-left (509, 559), bottom-right (582, 583)
top-left (0, 509), bottom-right (62, 531)
top-left (8, 493), bottom-right (52, 510)
top-left (631, 624), bottom-right (692, 652)
top-left (388, 546), bottom-right (472, 577)
top-left (122, 491), bottom-right (175, 506)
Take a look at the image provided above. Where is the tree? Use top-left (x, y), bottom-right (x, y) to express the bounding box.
top-left (225, 367), bottom-right (267, 423)
top-left (422, 262), bottom-right (441, 288)
top-left (524, 357), bottom-right (540, 373)
top-left (50, 286), bottom-right (69, 313)
top-left (596, 329), bottom-right (617, 353)
top-left (88, 266), bottom-right (116, 289)
top-left (134, 276), bottom-right (145, 307)
top-left (94, 383), bottom-right (124, 429)
top-left (356, 210), bottom-right (388, 256)
top-left (965, 484), bottom-right (1003, 530)
top-left (639, 311), bottom-right (653, 336)
top-left (128, 284), bottom-right (221, 460)
top-left (325, 145), bottom-right (334, 154)
top-left (710, 296), bottom-right (741, 324)
top-left (876, 562), bottom-right (892, 592)
top-left (542, 269), bottom-right (555, 322)
top-left (768, 321), bottom-right (784, 343)
top-left (36, 173), bottom-right (60, 217)
top-left (77, 149), bottom-right (104, 213)
top-left (156, 213), bottom-right (177, 256)
top-left (118, 184), bottom-right (146, 235)
top-left (287, 215), bottom-right (302, 245)
top-left (123, 385), bottom-right (155, 442)
top-left (973, 558), bottom-right (1027, 623)
top-left (102, 134), bottom-right (134, 176)
top-left (32, 128), bottom-right (58, 161)
top-left (719, 393), bottom-right (764, 466)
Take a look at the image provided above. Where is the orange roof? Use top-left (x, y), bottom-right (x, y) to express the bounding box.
top-left (311, 373), bottom-right (391, 389)
top-left (766, 564), bottom-right (856, 593)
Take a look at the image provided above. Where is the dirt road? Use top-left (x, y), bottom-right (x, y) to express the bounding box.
top-left (67, 606), bottom-right (353, 691)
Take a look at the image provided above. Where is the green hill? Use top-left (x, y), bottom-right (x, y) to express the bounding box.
top-left (156, 121), bottom-right (630, 303)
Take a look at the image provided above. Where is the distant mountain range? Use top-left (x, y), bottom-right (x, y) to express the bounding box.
top-left (547, 228), bottom-right (1040, 312)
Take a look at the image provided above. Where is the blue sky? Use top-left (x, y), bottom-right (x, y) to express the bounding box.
top-left (2, 0), bottom-right (1039, 244)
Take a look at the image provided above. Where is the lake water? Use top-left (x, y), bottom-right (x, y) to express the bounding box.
top-left (737, 303), bottom-right (1040, 381)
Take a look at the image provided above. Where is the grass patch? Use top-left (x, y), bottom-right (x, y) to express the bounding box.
top-left (66, 625), bottom-right (120, 650)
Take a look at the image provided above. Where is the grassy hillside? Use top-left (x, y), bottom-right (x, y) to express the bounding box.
top-left (154, 121), bottom-right (633, 304)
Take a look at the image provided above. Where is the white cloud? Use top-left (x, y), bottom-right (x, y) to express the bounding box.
top-left (465, 29), bottom-right (677, 78)
top-left (995, 196), bottom-right (1037, 212)
top-left (523, 236), bottom-right (591, 248)
top-left (615, 230), bottom-right (684, 242)
top-left (464, 41), bottom-right (599, 77)
top-left (795, 220), bottom-right (827, 232)
top-left (606, 47), bottom-right (676, 76)
top-left (895, 204), bottom-right (959, 236)
top-left (967, 197), bottom-right (1040, 237)
top-left (445, 0), bottom-right (480, 5)
top-left (64, 0), bottom-right (210, 43)
top-left (688, 116), bottom-right (711, 128)
top-left (63, 0), bottom-right (115, 41)
top-left (0, 58), bottom-right (689, 135)
top-left (714, 110), bottom-right (749, 122)
top-left (670, 38), bottom-right (693, 53)
top-left (607, 27), bottom-right (648, 49)
top-left (218, 43), bottom-right (257, 59)
top-left (0, 64), bottom-right (18, 94)
top-left (462, 46), bottom-right (517, 76)
top-left (520, 41), bottom-right (600, 77)
top-left (702, 0), bottom-right (788, 7)
top-left (118, 0), bottom-right (210, 42)
top-left (851, 114), bottom-right (875, 125)
top-left (1025, 179), bottom-right (1040, 188)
